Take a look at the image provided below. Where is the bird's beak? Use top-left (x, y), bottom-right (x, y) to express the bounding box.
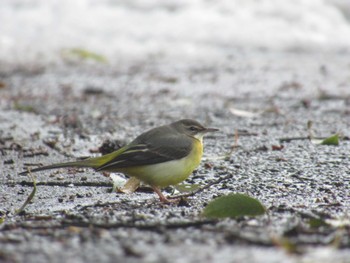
top-left (203, 127), bottom-right (219, 133)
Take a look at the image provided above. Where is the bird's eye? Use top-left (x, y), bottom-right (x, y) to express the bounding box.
top-left (189, 126), bottom-right (197, 131)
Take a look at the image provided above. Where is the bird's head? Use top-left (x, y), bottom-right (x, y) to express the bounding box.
top-left (172, 119), bottom-right (219, 141)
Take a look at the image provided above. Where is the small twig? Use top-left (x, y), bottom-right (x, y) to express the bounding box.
top-left (279, 137), bottom-right (310, 143)
top-left (12, 181), bottom-right (112, 188)
top-left (279, 136), bottom-right (348, 143)
top-left (206, 131), bottom-right (242, 162)
top-left (23, 162), bottom-right (44, 167)
top-left (60, 219), bottom-right (217, 231)
top-left (1, 219), bottom-right (217, 232)
top-left (233, 129), bottom-right (239, 148)
top-left (167, 173), bottom-right (234, 200)
top-left (75, 201), bottom-right (124, 211)
top-left (43, 139), bottom-right (75, 158)
top-left (15, 170), bottom-right (37, 215)
top-left (223, 129), bottom-right (241, 158)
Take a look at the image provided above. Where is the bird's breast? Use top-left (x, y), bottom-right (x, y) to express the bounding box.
top-left (189, 138), bottom-right (204, 169)
top-left (121, 139), bottom-right (203, 187)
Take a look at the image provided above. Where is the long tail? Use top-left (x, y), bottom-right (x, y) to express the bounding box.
top-left (19, 160), bottom-right (95, 175)
top-left (19, 147), bottom-right (126, 175)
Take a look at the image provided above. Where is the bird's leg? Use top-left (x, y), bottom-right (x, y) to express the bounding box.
top-left (151, 186), bottom-right (177, 203)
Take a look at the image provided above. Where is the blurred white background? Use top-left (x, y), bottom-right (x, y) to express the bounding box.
top-left (1, 0), bottom-right (350, 65)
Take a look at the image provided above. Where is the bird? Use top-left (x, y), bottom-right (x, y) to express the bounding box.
top-left (20, 119), bottom-right (218, 203)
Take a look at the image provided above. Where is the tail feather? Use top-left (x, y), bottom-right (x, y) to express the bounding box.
top-left (19, 146), bottom-right (126, 175)
top-left (19, 160), bottom-right (94, 175)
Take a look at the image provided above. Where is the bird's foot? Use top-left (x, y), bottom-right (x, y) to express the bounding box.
top-left (152, 186), bottom-right (178, 204)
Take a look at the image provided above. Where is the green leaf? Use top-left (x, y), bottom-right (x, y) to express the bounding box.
top-left (309, 218), bottom-right (329, 228)
top-left (202, 193), bottom-right (266, 219)
top-left (321, 134), bottom-right (339, 146)
top-left (14, 102), bottom-right (37, 113)
top-left (62, 48), bottom-right (107, 63)
top-left (272, 237), bottom-right (301, 254)
top-left (174, 184), bottom-right (201, 193)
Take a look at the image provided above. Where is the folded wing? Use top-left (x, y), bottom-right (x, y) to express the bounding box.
top-left (96, 127), bottom-right (192, 171)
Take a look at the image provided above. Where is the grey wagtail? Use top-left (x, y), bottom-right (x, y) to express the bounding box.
top-left (20, 119), bottom-right (218, 203)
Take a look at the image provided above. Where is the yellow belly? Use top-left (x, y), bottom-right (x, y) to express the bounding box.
top-left (118, 139), bottom-right (203, 187)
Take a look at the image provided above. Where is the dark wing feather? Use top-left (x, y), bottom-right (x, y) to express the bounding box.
top-left (96, 125), bottom-right (192, 171)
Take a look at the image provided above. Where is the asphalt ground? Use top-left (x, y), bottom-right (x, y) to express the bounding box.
top-left (0, 50), bottom-right (350, 263)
